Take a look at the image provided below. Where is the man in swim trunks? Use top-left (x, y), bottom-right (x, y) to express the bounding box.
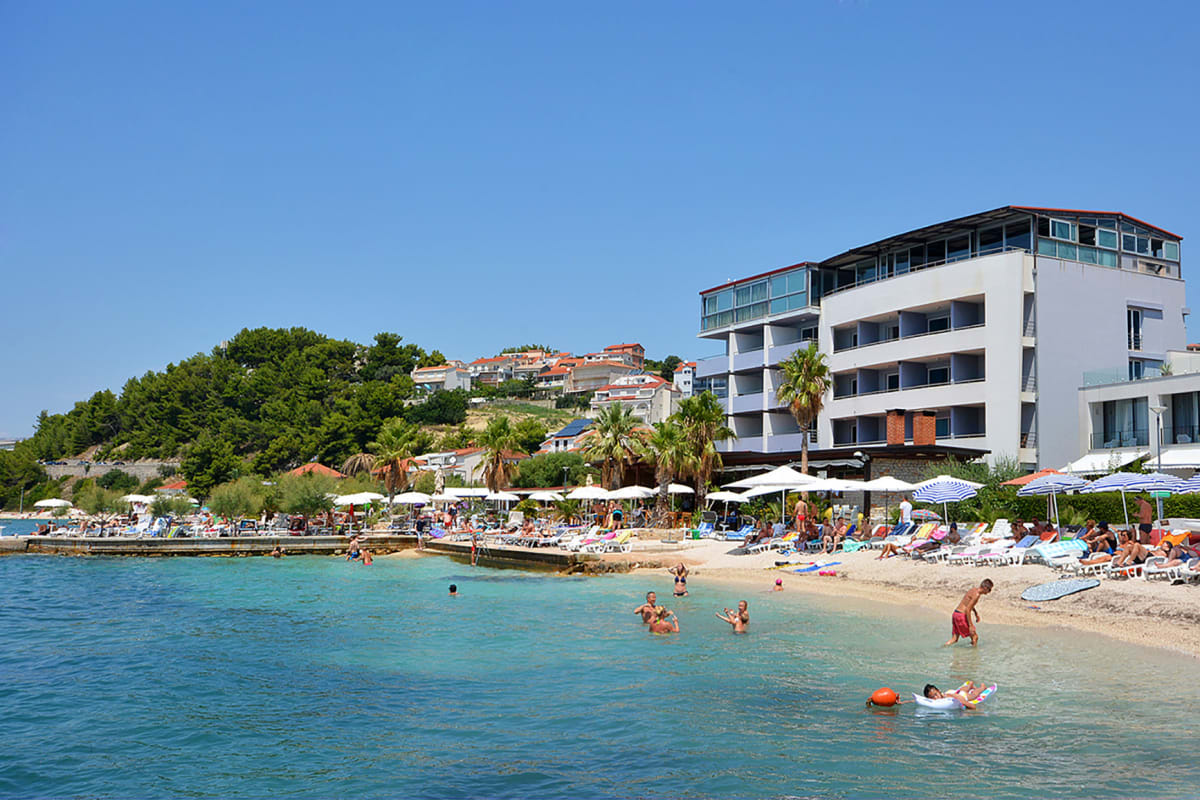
top-left (794, 497), bottom-right (808, 533)
top-left (346, 534), bottom-right (361, 561)
top-left (1135, 495), bottom-right (1154, 544)
top-left (716, 600), bottom-right (749, 633)
top-left (945, 579), bottom-right (992, 647)
top-left (648, 607), bottom-right (678, 634)
top-left (668, 563), bottom-right (689, 596)
top-left (634, 591), bottom-right (659, 624)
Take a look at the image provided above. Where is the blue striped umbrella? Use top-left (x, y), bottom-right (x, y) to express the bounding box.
top-left (1017, 474), bottom-right (1088, 529)
top-left (1174, 475), bottom-right (1200, 495)
top-left (1083, 472), bottom-right (1160, 530)
top-left (1123, 472), bottom-right (1184, 493)
top-left (913, 476), bottom-right (980, 524)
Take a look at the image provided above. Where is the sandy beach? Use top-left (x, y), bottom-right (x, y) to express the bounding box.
top-left (600, 537), bottom-right (1200, 659)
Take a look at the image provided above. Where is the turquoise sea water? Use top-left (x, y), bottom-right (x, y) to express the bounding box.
top-left (1, 554), bottom-right (1198, 799)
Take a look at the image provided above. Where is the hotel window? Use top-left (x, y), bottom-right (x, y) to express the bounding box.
top-left (886, 373), bottom-right (900, 391)
top-left (927, 315), bottom-right (950, 333)
top-left (1005, 221), bottom-right (1032, 251)
top-left (947, 236), bottom-right (971, 261)
top-left (928, 366), bottom-right (950, 385)
top-left (935, 415), bottom-right (951, 438)
top-left (1058, 243), bottom-right (1077, 261)
top-left (978, 227), bottom-right (1003, 255)
top-left (1050, 219), bottom-right (1076, 241)
top-left (1097, 228), bottom-right (1119, 249)
top-left (926, 240), bottom-right (946, 264)
top-left (1164, 241), bottom-right (1180, 261)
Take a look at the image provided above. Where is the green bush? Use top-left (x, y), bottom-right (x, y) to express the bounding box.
top-left (97, 469), bottom-right (139, 493)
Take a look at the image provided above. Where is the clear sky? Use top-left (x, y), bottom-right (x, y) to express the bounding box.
top-left (3, 0), bottom-right (1198, 437)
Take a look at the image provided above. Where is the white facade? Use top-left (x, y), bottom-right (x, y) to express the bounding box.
top-left (590, 375), bottom-right (680, 424)
top-left (673, 362), bottom-right (696, 397)
top-left (411, 363), bottom-right (472, 392)
top-left (698, 207), bottom-right (1186, 469)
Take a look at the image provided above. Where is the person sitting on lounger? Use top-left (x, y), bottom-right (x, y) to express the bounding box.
top-left (1150, 541), bottom-right (1196, 569)
top-left (1039, 523), bottom-right (1059, 543)
top-left (820, 517), bottom-right (848, 554)
top-left (1110, 535), bottom-right (1152, 568)
top-left (648, 607), bottom-right (678, 634)
top-left (924, 682), bottom-right (988, 707)
top-left (716, 600), bottom-right (749, 633)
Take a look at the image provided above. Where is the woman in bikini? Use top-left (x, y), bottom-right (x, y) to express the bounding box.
top-left (668, 563), bottom-right (689, 596)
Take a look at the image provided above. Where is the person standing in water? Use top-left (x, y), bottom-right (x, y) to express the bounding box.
top-left (946, 579), bottom-right (992, 647)
top-left (648, 607), bottom-right (678, 634)
top-left (716, 600), bottom-right (749, 633)
top-left (633, 591), bottom-right (659, 624)
top-left (668, 563), bottom-right (689, 596)
top-left (449, 584), bottom-right (458, 597)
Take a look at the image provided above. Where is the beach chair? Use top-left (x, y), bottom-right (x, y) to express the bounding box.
top-left (693, 522), bottom-right (715, 539)
top-left (873, 522), bottom-right (914, 549)
top-left (726, 524), bottom-right (754, 542)
top-left (1028, 539), bottom-right (1089, 569)
top-left (582, 531), bottom-right (618, 553)
top-left (985, 534), bottom-right (1042, 566)
top-left (604, 531), bottom-right (633, 553)
top-left (966, 538), bottom-right (1016, 566)
top-left (898, 523), bottom-right (936, 552)
top-left (748, 530), bottom-right (798, 554)
top-left (983, 519), bottom-right (1012, 542)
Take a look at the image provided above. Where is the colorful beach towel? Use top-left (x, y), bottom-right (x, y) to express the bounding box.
top-left (792, 561), bottom-right (841, 573)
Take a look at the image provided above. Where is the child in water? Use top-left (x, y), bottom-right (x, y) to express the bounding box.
top-left (923, 682), bottom-right (988, 708)
top-left (648, 607), bottom-right (678, 634)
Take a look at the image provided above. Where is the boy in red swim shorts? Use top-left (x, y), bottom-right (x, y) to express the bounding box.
top-left (945, 579), bottom-right (993, 647)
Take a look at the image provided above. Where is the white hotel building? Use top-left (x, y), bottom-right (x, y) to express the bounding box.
top-left (696, 206), bottom-right (1186, 470)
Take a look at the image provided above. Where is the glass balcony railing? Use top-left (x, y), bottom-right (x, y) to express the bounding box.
top-left (1090, 429), bottom-right (1149, 449)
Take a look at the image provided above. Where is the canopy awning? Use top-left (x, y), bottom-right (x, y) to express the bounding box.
top-left (1062, 450), bottom-right (1148, 475)
top-left (1152, 447), bottom-right (1200, 469)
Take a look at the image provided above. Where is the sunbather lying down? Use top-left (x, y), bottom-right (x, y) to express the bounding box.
top-left (924, 681), bottom-right (988, 707)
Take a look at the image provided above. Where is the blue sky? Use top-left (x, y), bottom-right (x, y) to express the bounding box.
top-left (3, 0), bottom-right (1198, 437)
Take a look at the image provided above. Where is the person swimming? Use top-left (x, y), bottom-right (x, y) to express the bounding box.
top-left (361, 549), bottom-right (373, 565)
top-left (448, 584), bottom-right (458, 597)
top-left (716, 600), bottom-right (749, 633)
top-left (648, 607), bottom-right (678, 634)
top-left (668, 563), bottom-right (689, 596)
top-left (633, 591), bottom-right (659, 624)
top-left (772, 578), bottom-right (783, 591)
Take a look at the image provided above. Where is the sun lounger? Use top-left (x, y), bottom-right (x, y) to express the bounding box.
top-left (981, 534), bottom-right (1042, 566)
top-left (693, 522), bottom-right (715, 539)
top-left (604, 531), bottom-right (633, 553)
top-left (726, 524), bottom-right (755, 542)
top-left (871, 522), bottom-right (912, 549)
top-left (1143, 556), bottom-right (1195, 581)
top-left (1028, 539), bottom-right (1089, 569)
top-left (582, 531), bottom-right (618, 553)
top-left (748, 530), bottom-right (797, 554)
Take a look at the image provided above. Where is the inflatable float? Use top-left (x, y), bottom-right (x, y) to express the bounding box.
top-left (912, 683), bottom-right (997, 710)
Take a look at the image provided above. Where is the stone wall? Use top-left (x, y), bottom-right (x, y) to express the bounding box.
top-left (43, 462), bottom-right (180, 481)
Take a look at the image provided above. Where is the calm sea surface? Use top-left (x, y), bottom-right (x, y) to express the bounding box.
top-left (1, 554), bottom-right (1197, 799)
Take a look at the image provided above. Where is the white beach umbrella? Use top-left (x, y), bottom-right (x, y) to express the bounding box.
top-left (486, 491), bottom-right (520, 502)
top-left (33, 498), bottom-right (72, 508)
top-left (860, 476), bottom-right (916, 523)
top-left (119, 494), bottom-right (156, 504)
top-left (725, 466), bottom-right (821, 524)
top-left (431, 492), bottom-right (458, 503)
top-left (528, 491), bottom-right (564, 503)
top-left (334, 492), bottom-right (384, 506)
top-left (609, 485), bottom-right (656, 500)
top-left (1017, 474), bottom-right (1088, 529)
top-left (392, 492), bottom-right (432, 505)
top-left (666, 483), bottom-right (694, 495)
top-left (706, 491), bottom-right (750, 503)
top-left (566, 486), bottom-right (611, 500)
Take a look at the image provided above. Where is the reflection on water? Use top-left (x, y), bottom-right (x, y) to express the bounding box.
top-left (0, 555), bottom-right (1197, 799)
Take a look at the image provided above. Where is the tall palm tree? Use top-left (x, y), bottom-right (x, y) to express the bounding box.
top-left (581, 403), bottom-right (642, 489)
top-left (672, 392), bottom-right (735, 505)
top-left (477, 417), bottom-right (520, 491)
top-left (368, 418), bottom-right (432, 508)
top-left (636, 420), bottom-right (697, 527)
top-left (775, 342), bottom-right (831, 475)
top-left (341, 452), bottom-right (375, 477)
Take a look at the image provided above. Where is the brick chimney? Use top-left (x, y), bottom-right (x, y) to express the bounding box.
top-left (913, 410), bottom-right (937, 446)
top-left (886, 409), bottom-right (906, 445)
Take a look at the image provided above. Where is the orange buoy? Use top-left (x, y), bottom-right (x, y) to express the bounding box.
top-left (869, 687), bottom-right (899, 707)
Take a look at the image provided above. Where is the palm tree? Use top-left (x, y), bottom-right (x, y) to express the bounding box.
top-left (581, 403), bottom-right (642, 489)
top-left (369, 418), bottom-right (433, 508)
top-left (636, 421), bottom-right (697, 527)
top-left (341, 452), bottom-right (375, 477)
top-left (672, 392), bottom-right (735, 505)
top-left (477, 417), bottom-right (521, 491)
top-left (775, 342), bottom-right (831, 475)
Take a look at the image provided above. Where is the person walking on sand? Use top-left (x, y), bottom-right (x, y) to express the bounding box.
top-left (648, 607), bottom-right (679, 634)
top-left (945, 579), bottom-right (992, 647)
top-left (716, 600), bottom-right (750, 633)
top-left (634, 591), bottom-right (659, 624)
top-left (794, 497), bottom-right (808, 533)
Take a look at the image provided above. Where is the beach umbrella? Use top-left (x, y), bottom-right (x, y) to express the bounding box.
top-left (609, 486), bottom-right (656, 500)
top-left (1083, 472), bottom-right (1161, 530)
top-left (33, 499), bottom-right (71, 508)
top-left (334, 492), bottom-right (384, 506)
top-left (566, 486), bottom-right (611, 500)
top-left (912, 476), bottom-right (979, 524)
top-left (726, 466), bottom-right (819, 524)
top-left (447, 487), bottom-right (490, 498)
top-left (1125, 472), bottom-right (1184, 521)
top-left (666, 483), bottom-right (694, 495)
top-left (910, 508), bottom-right (942, 521)
top-left (392, 492), bottom-right (432, 505)
top-left (528, 491), bottom-right (564, 503)
top-left (861, 476), bottom-right (916, 524)
top-left (431, 492), bottom-right (457, 503)
top-left (486, 491), bottom-right (520, 502)
top-left (1000, 468), bottom-right (1063, 487)
top-left (1017, 474), bottom-right (1088, 529)
top-left (119, 494), bottom-right (156, 504)
top-left (706, 489), bottom-right (750, 524)
top-left (1173, 475), bottom-right (1200, 495)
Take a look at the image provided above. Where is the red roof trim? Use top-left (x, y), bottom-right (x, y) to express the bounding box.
top-left (700, 262), bottom-right (817, 296)
top-left (1009, 207), bottom-right (1181, 240)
